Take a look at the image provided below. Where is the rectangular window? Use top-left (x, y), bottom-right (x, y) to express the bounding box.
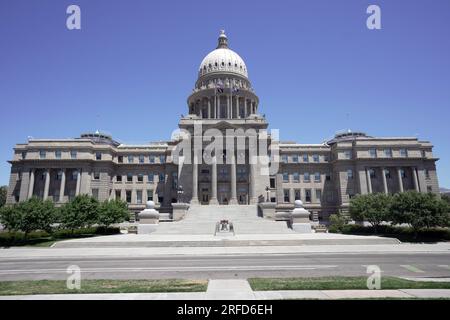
top-left (71, 171), bottom-right (78, 181)
top-left (325, 173), bottom-right (331, 181)
top-left (304, 172), bottom-right (310, 182)
top-left (303, 154), bottom-right (309, 163)
top-left (39, 150), bottom-right (46, 159)
top-left (136, 190), bottom-right (143, 204)
top-left (293, 172), bottom-right (300, 182)
top-left (315, 189), bottom-right (322, 202)
top-left (400, 148), bottom-right (408, 157)
top-left (127, 173), bottom-right (133, 182)
top-left (159, 173), bottom-right (165, 183)
top-left (270, 178), bottom-right (275, 188)
top-left (283, 172), bottom-right (289, 182)
top-left (149, 156), bottom-right (155, 164)
top-left (96, 152), bottom-right (102, 160)
top-left (55, 150), bottom-right (62, 159)
top-left (294, 189), bottom-right (301, 201)
top-left (421, 150), bottom-right (426, 158)
top-left (369, 148), bottom-right (377, 158)
top-left (425, 169), bottom-right (430, 179)
top-left (139, 155), bottom-right (145, 164)
top-left (116, 175), bottom-right (122, 182)
top-left (56, 170), bottom-right (63, 181)
top-left (313, 154), bottom-right (319, 163)
top-left (324, 155), bottom-right (329, 162)
top-left (172, 172), bottom-right (178, 190)
top-left (128, 155), bottom-right (134, 163)
top-left (126, 191), bottom-right (132, 203)
top-left (22, 151), bottom-right (27, 160)
top-left (148, 174), bottom-right (154, 182)
top-left (70, 151), bottom-right (77, 159)
top-left (384, 148), bottom-right (393, 158)
top-left (385, 169), bottom-right (391, 179)
top-left (305, 189), bottom-right (311, 203)
top-left (344, 150), bottom-right (352, 159)
top-left (281, 155), bottom-right (288, 163)
top-left (137, 174), bottom-right (144, 182)
top-left (369, 169), bottom-right (376, 179)
top-left (93, 172), bottom-right (100, 180)
top-left (292, 155), bottom-right (299, 163)
top-left (283, 189), bottom-right (290, 203)
top-left (159, 155), bottom-right (166, 164)
top-left (147, 191), bottom-right (153, 202)
top-left (314, 172), bottom-right (321, 182)
top-left (115, 190), bottom-right (121, 200)
top-left (118, 155), bottom-right (123, 163)
top-left (92, 189), bottom-right (99, 200)
top-left (347, 169), bottom-right (353, 180)
top-left (400, 169), bottom-right (406, 179)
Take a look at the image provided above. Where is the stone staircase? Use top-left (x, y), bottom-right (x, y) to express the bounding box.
top-left (154, 205), bottom-right (293, 235)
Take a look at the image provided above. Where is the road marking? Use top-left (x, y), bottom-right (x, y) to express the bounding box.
top-left (438, 265), bottom-right (450, 270)
top-left (0, 265), bottom-right (338, 275)
top-left (400, 265), bottom-right (424, 273)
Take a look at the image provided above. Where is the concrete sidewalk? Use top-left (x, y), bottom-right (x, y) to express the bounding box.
top-left (1, 243), bottom-right (449, 260)
top-left (1, 279), bottom-right (450, 300)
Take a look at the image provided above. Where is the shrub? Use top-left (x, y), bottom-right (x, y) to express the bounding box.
top-left (59, 195), bottom-right (99, 232)
top-left (97, 199), bottom-right (130, 227)
top-left (349, 193), bottom-right (392, 232)
top-left (390, 191), bottom-right (449, 235)
top-left (328, 213), bottom-right (350, 233)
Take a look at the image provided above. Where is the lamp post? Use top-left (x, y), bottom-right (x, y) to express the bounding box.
top-left (265, 186), bottom-right (270, 202)
top-left (177, 185), bottom-right (184, 203)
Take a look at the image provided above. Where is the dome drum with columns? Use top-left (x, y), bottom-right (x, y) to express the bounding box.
top-left (187, 31), bottom-right (259, 119)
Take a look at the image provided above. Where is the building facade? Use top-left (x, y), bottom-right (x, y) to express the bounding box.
top-left (6, 31), bottom-right (440, 221)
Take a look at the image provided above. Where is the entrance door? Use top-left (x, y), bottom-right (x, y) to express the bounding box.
top-left (201, 188), bottom-right (209, 205)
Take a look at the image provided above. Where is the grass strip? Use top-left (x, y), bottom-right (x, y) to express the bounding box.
top-left (248, 276), bottom-right (450, 291)
top-left (0, 279), bottom-right (208, 296)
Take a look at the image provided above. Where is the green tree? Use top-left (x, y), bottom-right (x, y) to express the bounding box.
top-left (0, 186), bottom-right (7, 208)
top-left (11, 197), bottom-right (56, 235)
top-left (328, 213), bottom-right (350, 233)
top-left (98, 199), bottom-right (129, 227)
top-left (349, 193), bottom-right (392, 232)
top-left (59, 195), bottom-right (99, 232)
top-left (390, 191), bottom-right (449, 235)
top-left (0, 205), bottom-right (21, 232)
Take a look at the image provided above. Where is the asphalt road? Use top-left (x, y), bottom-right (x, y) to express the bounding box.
top-left (0, 252), bottom-right (449, 281)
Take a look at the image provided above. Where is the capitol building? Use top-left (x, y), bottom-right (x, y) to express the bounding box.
top-left (6, 31), bottom-right (440, 222)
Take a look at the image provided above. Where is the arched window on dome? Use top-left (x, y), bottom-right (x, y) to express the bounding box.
top-left (221, 62), bottom-right (224, 67)
top-left (215, 62), bottom-right (218, 67)
top-left (209, 63), bottom-right (212, 68)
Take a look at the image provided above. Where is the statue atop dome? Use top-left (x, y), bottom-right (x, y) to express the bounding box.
top-left (217, 29), bottom-right (228, 49)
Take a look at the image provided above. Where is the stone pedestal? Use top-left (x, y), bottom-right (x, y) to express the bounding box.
top-left (291, 200), bottom-right (312, 233)
top-left (137, 201), bottom-right (159, 234)
top-left (172, 202), bottom-right (190, 221)
top-left (259, 202), bottom-right (276, 219)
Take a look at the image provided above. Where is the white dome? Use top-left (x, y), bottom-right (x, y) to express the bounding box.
top-left (198, 31), bottom-right (248, 79)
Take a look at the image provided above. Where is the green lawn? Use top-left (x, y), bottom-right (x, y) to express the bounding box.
top-left (0, 279), bottom-right (208, 296)
top-left (248, 276), bottom-right (450, 291)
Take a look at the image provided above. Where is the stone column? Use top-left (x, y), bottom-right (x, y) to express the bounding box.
top-left (153, 173), bottom-right (159, 204)
top-left (227, 94), bottom-right (231, 119)
top-left (229, 154), bottom-right (238, 204)
top-left (244, 99), bottom-right (248, 117)
top-left (366, 168), bottom-right (373, 194)
top-left (397, 167), bottom-right (404, 193)
top-left (28, 169), bottom-right (35, 199)
top-left (412, 167), bottom-right (419, 192)
top-left (249, 157), bottom-right (257, 204)
top-left (43, 169), bottom-right (50, 200)
top-left (210, 155), bottom-right (218, 204)
top-left (191, 153), bottom-right (199, 204)
top-left (59, 169), bottom-right (66, 203)
top-left (75, 169), bottom-right (81, 196)
top-left (208, 98), bottom-right (212, 119)
top-left (381, 167), bottom-right (388, 194)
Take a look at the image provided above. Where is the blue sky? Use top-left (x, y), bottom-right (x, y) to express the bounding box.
top-left (0, 0), bottom-right (449, 188)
